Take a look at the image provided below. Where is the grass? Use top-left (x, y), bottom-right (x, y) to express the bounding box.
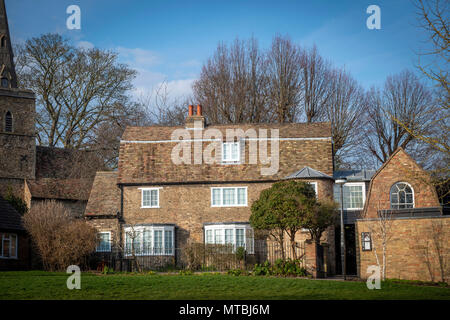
top-left (0, 271), bottom-right (449, 300)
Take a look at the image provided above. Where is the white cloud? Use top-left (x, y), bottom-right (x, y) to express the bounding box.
top-left (76, 41), bottom-right (94, 50)
top-left (117, 47), bottom-right (161, 68)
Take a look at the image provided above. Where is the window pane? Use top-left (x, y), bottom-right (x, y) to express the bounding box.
top-left (125, 233), bottom-right (132, 255)
top-left (133, 233), bottom-right (141, 255)
top-left (143, 230), bottom-right (152, 255)
top-left (3, 237), bottom-right (10, 257)
top-left (206, 230), bottom-right (213, 244)
top-left (223, 188), bottom-right (235, 205)
top-left (212, 189), bottom-right (221, 206)
top-left (154, 230), bottom-right (163, 254)
top-left (151, 190), bottom-right (158, 207)
top-left (164, 230), bottom-right (173, 255)
top-left (237, 188), bottom-right (246, 205)
top-left (214, 229), bottom-right (223, 244)
top-left (222, 143), bottom-right (228, 161)
top-left (10, 234), bottom-right (16, 257)
top-left (143, 190), bottom-right (150, 207)
top-left (236, 229), bottom-right (245, 248)
top-left (225, 229), bottom-right (233, 244)
top-left (231, 143), bottom-right (239, 161)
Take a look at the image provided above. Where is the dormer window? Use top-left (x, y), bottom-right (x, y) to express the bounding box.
top-left (5, 111), bottom-right (12, 132)
top-left (222, 141), bottom-right (240, 163)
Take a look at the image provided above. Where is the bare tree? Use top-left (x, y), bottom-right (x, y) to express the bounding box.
top-left (193, 37), bottom-right (270, 124)
top-left (364, 202), bottom-right (395, 281)
top-left (364, 70), bottom-right (434, 164)
top-left (22, 200), bottom-right (97, 271)
top-left (413, 0), bottom-right (449, 100)
top-left (266, 34), bottom-right (303, 123)
top-left (324, 68), bottom-right (366, 165)
top-left (16, 33), bottom-right (137, 149)
top-left (124, 226), bottom-right (143, 273)
top-left (300, 45), bottom-right (333, 123)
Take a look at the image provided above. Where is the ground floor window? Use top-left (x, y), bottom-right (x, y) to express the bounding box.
top-left (0, 233), bottom-right (17, 259)
top-left (204, 223), bottom-right (254, 254)
top-left (124, 225), bottom-right (174, 256)
top-left (96, 232), bottom-right (111, 252)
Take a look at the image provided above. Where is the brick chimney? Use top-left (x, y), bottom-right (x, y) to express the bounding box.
top-left (185, 104), bottom-right (205, 129)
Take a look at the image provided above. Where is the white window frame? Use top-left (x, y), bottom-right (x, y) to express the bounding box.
top-left (211, 187), bottom-right (248, 207)
top-left (96, 231), bottom-right (111, 252)
top-left (308, 181), bottom-right (318, 198)
top-left (124, 225), bottom-right (174, 256)
top-left (390, 182), bottom-right (415, 209)
top-left (344, 182), bottom-right (366, 210)
top-left (139, 187), bottom-right (161, 208)
top-left (204, 224), bottom-right (254, 254)
top-left (0, 233), bottom-right (18, 259)
top-left (334, 182), bottom-right (366, 211)
top-left (221, 141), bottom-right (240, 163)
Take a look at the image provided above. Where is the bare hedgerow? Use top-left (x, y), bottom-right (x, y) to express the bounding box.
top-left (22, 200), bottom-right (97, 271)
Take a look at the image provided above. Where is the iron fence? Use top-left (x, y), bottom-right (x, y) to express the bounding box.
top-left (89, 240), bottom-right (305, 272)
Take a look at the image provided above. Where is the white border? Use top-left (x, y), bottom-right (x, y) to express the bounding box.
top-left (389, 181), bottom-right (415, 209)
top-left (139, 187), bottom-right (161, 208)
top-left (211, 186), bottom-right (248, 207)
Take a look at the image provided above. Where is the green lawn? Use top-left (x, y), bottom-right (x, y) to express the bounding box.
top-left (0, 271), bottom-right (449, 300)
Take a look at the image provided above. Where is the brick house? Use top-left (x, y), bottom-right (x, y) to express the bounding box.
top-left (85, 105), bottom-right (337, 273)
top-left (355, 148), bottom-right (449, 282)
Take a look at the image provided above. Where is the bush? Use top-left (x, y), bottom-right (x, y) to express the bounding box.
top-left (102, 265), bottom-right (114, 275)
top-left (23, 200), bottom-right (97, 271)
top-left (179, 269), bottom-right (194, 276)
top-left (4, 186), bottom-right (28, 215)
top-left (253, 259), bottom-right (307, 277)
top-left (227, 269), bottom-right (250, 276)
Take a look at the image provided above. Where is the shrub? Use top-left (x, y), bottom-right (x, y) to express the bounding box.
top-left (253, 259), bottom-right (307, 277)
top-left (179, 269), bottom-right (194, 276)
top-left (102, 265), bottom-right (114, 275)
top-left (4, 186), bottom-right (28, 215)
top-left (23, 200), bottom-right (97, 271)
top-left (235, 246), bottom-right (246, 261)
top-left (227, 269), bottom-right (250, 276)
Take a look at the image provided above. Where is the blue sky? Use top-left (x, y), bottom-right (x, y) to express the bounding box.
top-left (7, 0), bottom-right (430, 99)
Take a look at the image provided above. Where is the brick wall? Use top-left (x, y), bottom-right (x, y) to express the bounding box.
top-left (363, 148), bottom-right (440, 218)
top-left (0, 92), bottom-right (36, 181)
top-left (356, 216), bottom-right (450, 282)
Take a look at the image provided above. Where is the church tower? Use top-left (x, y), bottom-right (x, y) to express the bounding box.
top-left (0, 0), bottom-right (36, 199)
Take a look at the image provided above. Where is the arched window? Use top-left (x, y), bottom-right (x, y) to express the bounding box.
top-left (0, 36), bottom-right (5, 47)
top-left (5, 111), bottom-right (12, 132)
top-left (390, 182), bottom-right (414, 209)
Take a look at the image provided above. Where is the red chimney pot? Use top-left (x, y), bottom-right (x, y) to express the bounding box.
top-left (197, 104), bottom-right (202, 116)
top-left (188, 105), bottom-right (194, 117)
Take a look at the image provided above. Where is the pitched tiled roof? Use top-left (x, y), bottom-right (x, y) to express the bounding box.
top-left (118, 122), bottom-right (333, 184)
top-left (285, 166), bottom-right (333, 180)
top-left (333, 169), bottom-right (376, 182)
top-left (84, 171), bottom-right (119, 216)
top-left (35, 146), bottom-right (104, 179)
top-left (122, 122), bottom-right (332, 141)
top-left (27, 178), bottom-right (93, 201)
top-left (0, 195), bottom-right (24, 231)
